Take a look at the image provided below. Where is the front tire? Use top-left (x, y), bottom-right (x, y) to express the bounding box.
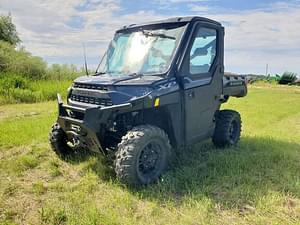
top-left (212, 110), bottom-right (242, 148)
top-left (115, 125), bottom-right (171, 186)
top-left (49, 123), bottom-right (73, 157)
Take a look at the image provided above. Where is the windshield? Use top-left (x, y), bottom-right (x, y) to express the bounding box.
top-left (97, 23), bottom-right (187, 76)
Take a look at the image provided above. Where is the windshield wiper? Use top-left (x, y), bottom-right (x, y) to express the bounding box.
top-left (93, 71), bottom-right (106, 76)
top-left (112, 72), bottom-right (143, 84)
top-left (127, 72), bottom-right (143, 77)
top-left (142, 30), bottom-right (175, 40)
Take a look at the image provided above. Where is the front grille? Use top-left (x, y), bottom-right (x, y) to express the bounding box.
top-left (73, 82), bottom-right (109, 91)
top-left (70, 94), bottom-right (113, 106)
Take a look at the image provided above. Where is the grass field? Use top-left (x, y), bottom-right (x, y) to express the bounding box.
top-left (0, 85), bottom-right (300, 225)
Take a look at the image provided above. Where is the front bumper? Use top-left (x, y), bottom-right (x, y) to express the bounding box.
top-left (56, 94), bottom-right (132, 154)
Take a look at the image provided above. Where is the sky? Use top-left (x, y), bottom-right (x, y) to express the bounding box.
top-left (1, 0), bottom-right (300, 75)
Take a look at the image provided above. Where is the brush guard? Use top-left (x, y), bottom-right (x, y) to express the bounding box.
top-left (56, 94), bottom-right (132, 154)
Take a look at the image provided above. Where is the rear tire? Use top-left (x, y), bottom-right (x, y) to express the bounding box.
top-left (115, 125), bottom-right (171, 186)
top-left (49, 123), bottom-right (73, 157)
top-left (212, 110), bottom-right (241, 148)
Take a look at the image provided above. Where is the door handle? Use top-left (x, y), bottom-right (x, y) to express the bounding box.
top-left (187, 91), bottom-right (195, 98)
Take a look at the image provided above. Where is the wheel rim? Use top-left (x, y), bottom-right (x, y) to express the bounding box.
top-left (229, 120), bottom-right (239, 143)
top-left (138, 141), bottom-right (162, 179)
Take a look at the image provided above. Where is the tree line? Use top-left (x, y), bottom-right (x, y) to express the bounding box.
top-left (0, 13), bottom-right (83, 80)
top-left (0, 13), bottom-right (86, 104)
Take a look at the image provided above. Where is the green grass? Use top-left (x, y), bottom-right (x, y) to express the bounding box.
top-left (0, 84), bottom-right (300, 225)
top-left (0, 79), bottom-right (72, 105)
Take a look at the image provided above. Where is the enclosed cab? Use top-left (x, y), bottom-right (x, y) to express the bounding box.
top-left (49, 16), bottom-right (247, 186)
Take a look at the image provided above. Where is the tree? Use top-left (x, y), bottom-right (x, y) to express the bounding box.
top-left (0, 40), bottom-right (47, 79)
top-left (0, 14), bottom-right (21, 46)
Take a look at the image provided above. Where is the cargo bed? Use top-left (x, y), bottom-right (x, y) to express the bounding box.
top-left (223, 73), bottom-right (247, 98)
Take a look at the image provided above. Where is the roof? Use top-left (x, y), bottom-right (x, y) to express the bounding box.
top-left (117, 16), bottom-right (222, 32)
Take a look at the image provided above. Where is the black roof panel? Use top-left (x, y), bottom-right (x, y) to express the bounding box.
top-left (117, 16), bottom-right (221, 32)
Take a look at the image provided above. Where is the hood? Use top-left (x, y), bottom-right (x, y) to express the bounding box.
top-left (70, 74), bottom-right (165, 106)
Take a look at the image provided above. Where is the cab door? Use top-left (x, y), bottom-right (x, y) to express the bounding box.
top-left (179, 23), bottom-right (224, 145)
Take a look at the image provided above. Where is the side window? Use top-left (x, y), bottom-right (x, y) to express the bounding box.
top-left (189, 27), bottom-right (217, 75)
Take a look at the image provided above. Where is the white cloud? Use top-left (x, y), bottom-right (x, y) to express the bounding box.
top-left (158, 0), bottom-right (209, 2)
top-left (0, 0), bottom-right (299, 74)
top-left (188, 4), bottom-right (210, 12)
top-left (194, 2), bottom-right (300, 74)
top-left (0, 0), bottom-right (163, 63)
top-left (154, 0), bottom-right (211, 11)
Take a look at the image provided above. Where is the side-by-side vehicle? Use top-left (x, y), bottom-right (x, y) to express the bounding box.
top-left (50, 16), bottom-right (247, 185)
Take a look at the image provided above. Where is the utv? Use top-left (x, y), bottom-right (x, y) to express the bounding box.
top-left (50, 16), bottom-right (247, 186)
